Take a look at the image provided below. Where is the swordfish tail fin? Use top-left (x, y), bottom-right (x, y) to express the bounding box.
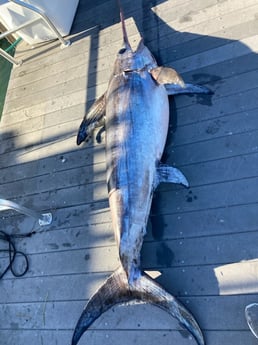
top-left (71, 267), bottom-right (205, 345)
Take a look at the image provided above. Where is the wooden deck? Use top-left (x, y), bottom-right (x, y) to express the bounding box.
top-left (1, 0), bottom-right (258, 344)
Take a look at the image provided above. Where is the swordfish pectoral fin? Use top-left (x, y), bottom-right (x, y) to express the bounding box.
top-left (156, 164), bottom-right (189, 188)
top-left (71, 267), bottom-right (205, 345)
top-left (76, 92), bottom-right (106, 145)
top-left (150, 66), bottom-right (185, 87)
top-left (165, 83), bottom-right (213, 95)
top-left (150, 66), bottom-right (212, 95)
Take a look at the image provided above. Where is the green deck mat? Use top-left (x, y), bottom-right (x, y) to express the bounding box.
top-left (0, 38), bottom-right (16, 120)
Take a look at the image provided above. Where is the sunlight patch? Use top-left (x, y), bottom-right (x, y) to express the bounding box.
top-left (215, 260), bottom-right (258, 295)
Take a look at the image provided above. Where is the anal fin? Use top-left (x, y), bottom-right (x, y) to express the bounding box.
top-left (71, 267), bottom-right (205, 345)
top-left (156, 164), bottom-right (189, 187)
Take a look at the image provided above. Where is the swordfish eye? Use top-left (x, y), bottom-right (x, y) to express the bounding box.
top-left (119, 47), bottom-right (127, 54)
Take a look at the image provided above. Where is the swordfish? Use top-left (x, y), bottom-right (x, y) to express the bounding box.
top-left (73, 5), bottom-right (211, 345)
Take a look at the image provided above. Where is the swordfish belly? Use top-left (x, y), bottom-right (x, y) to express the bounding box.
top-left (105, 68), bottom-right (169, 283)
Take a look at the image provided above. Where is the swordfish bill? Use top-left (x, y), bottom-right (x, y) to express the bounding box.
top-left (74, 4), bottom-right (212, 345)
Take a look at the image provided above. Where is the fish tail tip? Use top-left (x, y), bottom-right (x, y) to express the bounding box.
top-left (71, 312), bottom-right (91, 345)
top-left (71, 327), bottom-right (84, 345)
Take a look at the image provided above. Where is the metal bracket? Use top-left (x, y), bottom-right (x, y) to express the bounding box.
top-left (0, 46), bottom-right (22, 65)
top-left (9, 0), bottom-right (70, 47)
top-left (0, 198), bottom-right (52, 226)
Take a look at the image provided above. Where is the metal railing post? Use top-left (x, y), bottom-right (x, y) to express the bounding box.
top-left (0, 47), bottom-right (22, 65)
top-left (9, 0), bottom-right (71, 47)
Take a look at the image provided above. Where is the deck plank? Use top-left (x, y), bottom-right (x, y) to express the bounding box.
top-left (1, 330), bottom-right (257, 345)
top-left (2, 260), bottom-right (258, 306)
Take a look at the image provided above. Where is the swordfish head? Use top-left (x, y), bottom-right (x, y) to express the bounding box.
top-left (112, 38), bottom-right (157, 73)
top-left (112, 5), bottom-right (158, 75)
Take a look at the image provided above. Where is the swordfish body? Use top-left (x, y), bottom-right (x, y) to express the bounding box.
top-left (106, 41), bottom-right (175, 282)
top-left (73, 6), bottom-right (212, 345)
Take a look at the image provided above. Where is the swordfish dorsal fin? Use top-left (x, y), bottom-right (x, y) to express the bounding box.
top-left (150, 66), bottom-right (212, 95)
top-left (71, 267), bottom-right (205, 345)
top-left (76, 93), bottom-right (106, 145)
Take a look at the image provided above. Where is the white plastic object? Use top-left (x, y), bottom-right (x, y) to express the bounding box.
top-left (0, 0), bottom-right (79, 44)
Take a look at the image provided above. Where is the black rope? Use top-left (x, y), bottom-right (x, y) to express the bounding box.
top-left (0, 230), bottom-right (36, 279)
